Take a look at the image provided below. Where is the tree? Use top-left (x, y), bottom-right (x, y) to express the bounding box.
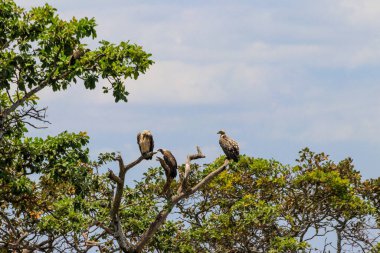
top-left (170, 150), bottom-right (380, 253)
top-left (0, 1), bottom-right (230, 252)
top-left (1, 1), bottom-right (379, 252)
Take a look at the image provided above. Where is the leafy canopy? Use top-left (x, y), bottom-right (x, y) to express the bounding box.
top-left (1, 1), bottom-right (379, 253)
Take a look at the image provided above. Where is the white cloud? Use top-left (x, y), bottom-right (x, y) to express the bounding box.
top-left (15, 1), bottom-right (380, 179)
top-left (129, 61), bottom-right (226, 105)
top-left (336, 0), bottom-right (380, 27)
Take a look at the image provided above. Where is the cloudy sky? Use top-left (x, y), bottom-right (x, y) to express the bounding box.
top-left (17, 0), bottom-right (380, 180)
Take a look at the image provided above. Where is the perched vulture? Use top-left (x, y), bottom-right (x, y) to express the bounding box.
top-left (217, 130), bottom-right (240, 162)
top-left (137, 130), bottom-right (154, 160)
top-left (69, 48), bottom-right (89, 65)
top-left (157, 149), bottom-right (177, 178)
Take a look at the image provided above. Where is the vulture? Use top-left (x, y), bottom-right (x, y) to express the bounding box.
top-left (217, 130), bottom-right (240, 162)
top-left (69, 48), bottom-right (89, 65)
top-left (157, 149), bottom-right (177, 178)
top-left (137, 130), bottom-right (154, 160)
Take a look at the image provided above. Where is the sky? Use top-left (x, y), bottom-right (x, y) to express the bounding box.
top-left (16, 0), bottom-right (380, 181)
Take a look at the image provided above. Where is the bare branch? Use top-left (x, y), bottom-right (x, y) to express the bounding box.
top-left (133, 203), bottom-right (175, 253)
top-left (108, 169), bottom-right (122, 185)
top-left (186, 159), bottom-right (229, 195)
top-left (188, 146), bottom-right (205, 161)
top-left (133, 156), bottom-right (229, 253)
top-left (23, 121), bottom-right (48, 129)
top-left (178, 146), bottom-right (206, 194)
top-left (109, 153), bottom-right (155, 252)
top-left (117, 155), bottom-right (126, 173)
top-left (125, 151), bottom-right (156, 171)
top-left (109, 155), bottom-right (130, 252)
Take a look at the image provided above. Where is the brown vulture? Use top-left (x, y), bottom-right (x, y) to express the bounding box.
top-left (69, 48), bottom-right (89, 65)
top-left (137, 130), bottom-right (154, 160)
top-left (157, 149), bottom-right (177, 178)
top-left (217, 130), bottom-right (240, 162)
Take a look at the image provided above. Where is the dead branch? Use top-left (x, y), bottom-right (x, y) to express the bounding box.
top-left (101, 146), bottom-right (228, 253)
top-left (108, 170), bottom-right (123, 185)
top-left (109, 155), bottom-right (131, 252)
top-left (108, 152), bottom-right (156, 253)
top-left (178, 146), bottom-right (206, 194)
top-left (185, 159), bottom-right (229, 195)
top-left (133, 149), bottom-right (229, 253)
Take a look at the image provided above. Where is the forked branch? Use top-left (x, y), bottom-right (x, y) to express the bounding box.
top-left (105, 147), bottom-right (229, 253)
top-left (178, 146), bottom-right (206, 194)
top-left (107, 151), bottom-right (156, 252)
top-left (134, 148), bottom-right (229, 253)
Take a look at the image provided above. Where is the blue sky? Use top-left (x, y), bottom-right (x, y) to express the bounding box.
top-left (17, 0), bottom-right (380, 180)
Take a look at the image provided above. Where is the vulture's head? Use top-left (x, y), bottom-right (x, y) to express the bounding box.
top-left (217, 130), bottom-right (226, 135)
top-left (142, 130), bottom-right (152, 135)
top-left (157, 149), bottom-right (164, 154)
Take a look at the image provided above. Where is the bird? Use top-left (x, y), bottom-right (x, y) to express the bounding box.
top-left (69, 48), bottom-right (89, 65)
top-left (157, 149), bottom-right (177, 178)
top-left (217, 130), bottom-right (240, 162)
top-left (137, 130), bottom-right (154, 160)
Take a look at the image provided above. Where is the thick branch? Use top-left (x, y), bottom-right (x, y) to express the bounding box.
top-left (108, 155), bottom-right (132, 252)
top-left (110, 154), bottom-right (130, 218)
top-left (133, 203), bottom-right (175, 253)
top-left (183, 159), bottom-right (229, 196)
top-left (134, 157), bottom-right (229, 253)
top-left (125, 151), bottom-right (156, 171)
top-left (107, 169), bottom-right (123, 185)
top-left (109, 153), bottom-right (155, 252)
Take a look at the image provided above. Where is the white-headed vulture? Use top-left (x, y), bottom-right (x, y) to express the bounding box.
top-left (137, 130), bottom-right (154, 160)
top-left (69, 48), bottom-right (88, 66)
top-left (157, 149), bottom-right (177, 178)
top-left (217, 130), bottom-right (240, 162)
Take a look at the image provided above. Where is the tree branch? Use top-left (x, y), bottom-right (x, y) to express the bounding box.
top-left (108, 169), bottom-right (122, 185)
top-left (2, 47), bottom-right (67, 119)
top-left (0, 211), bottom-right (18, 237)
top-left (178, 146), bottom-right (205, 194)
top-left (109, 155), bottom-right (130, 252)
top-left (93, 220), bottom-right (114, 235)
top-left (108, 152), bottom-right (155, 253)
top-left (184, 159), bottom-right (229, 196)
top-left (133, 152), bottom-right (229, 253)
top-left (125, 151), bottom-right (156, 171)
top-left (133, 203), bottom-right (175, 253)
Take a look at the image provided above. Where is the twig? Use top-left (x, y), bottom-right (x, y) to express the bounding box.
top-left (0, 211), bottom-right (18, 237)
top-left (178, 146), bottom-right (205, 194)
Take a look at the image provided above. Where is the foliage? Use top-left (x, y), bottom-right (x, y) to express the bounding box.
top-left (0, 0), bottom-right (152, 251)
top-left (170, 151), bottom-right (380, 253)
top-left (1, 1), bottom-right (379, 253)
